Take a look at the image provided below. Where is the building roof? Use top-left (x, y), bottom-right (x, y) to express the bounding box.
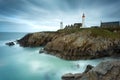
top-left (101, 21), bottom-right (120, 24)
top-left (74, 23), bottom-right (82, 25)
top-left (101, 21), bottom-right (120, 28)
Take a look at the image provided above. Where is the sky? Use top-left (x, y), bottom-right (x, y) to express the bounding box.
top-left (0, 0), bottom-right (120, 32)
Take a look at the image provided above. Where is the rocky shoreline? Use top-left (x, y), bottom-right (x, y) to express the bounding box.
top-left (8, 28), bottom-right (120, 80)
top-left (62, 60), bottom-right (120, 80)
top-left (16, 28), bottom-right (120, 60)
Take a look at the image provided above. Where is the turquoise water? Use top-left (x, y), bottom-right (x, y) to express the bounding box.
top-left (0, 32), bottom-right (119, 80)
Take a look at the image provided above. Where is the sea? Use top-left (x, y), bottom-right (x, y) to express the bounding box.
top-left (0, 32), bottom-right (119, 80)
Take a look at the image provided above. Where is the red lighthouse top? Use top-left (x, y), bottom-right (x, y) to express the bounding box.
top-left (82, 13), bottom-right (85, 18)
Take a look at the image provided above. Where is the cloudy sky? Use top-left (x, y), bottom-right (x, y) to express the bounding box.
top-left (0, 0), bottom-right (120, 32)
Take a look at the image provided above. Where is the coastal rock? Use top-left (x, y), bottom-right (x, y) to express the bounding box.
top-left (39, 48), bottom-right (44, 53)
top-left (45, 30), bottom-right (120, 60)
top-left (17, 32), bottom-right (59, 47)
top-left (84, 65), bottom-right (94, 73)
top-left (6, 42), bottom-right (15, 46)
top-left (62, 73), bottom-right (83, 80)
top-left (62, 73), bottom-right (75, 80)
top-left (80, 60), bottom-right (120, 80)
top-left (17, 28), bottom-right (120, 60)
top-left (61, 65), bottom-right (93, 80)
top-left (62, 60), bottom-right (120, 80)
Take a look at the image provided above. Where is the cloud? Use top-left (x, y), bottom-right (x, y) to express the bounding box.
top-left (0, 0), bottom-right (120, 32)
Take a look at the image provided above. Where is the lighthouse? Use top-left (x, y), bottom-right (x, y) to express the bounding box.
top-left (82, 13), bottom-right (85, 28)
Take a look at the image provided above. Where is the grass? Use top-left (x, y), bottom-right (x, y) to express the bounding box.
top-left (57, 27), bottom-right (120, 39)
top-left (88, 28), bottom-right (120, 39)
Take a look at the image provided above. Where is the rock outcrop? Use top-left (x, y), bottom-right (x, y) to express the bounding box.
top-left (17, 32), bottom-right (60, 47)
top-left (17, 28), bottom-right (120, 60)
top-left (44, 30), bottom-right (120, 60)
top-left (84, 65), bottom-right (94, 73)
top-left (62, 60), bottom-right (120, 80)
top-left (6, 42), bottom-right (15, 46)
top-left (62, 73), bottom-right (82, 80)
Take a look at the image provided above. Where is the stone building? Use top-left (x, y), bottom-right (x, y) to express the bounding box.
top-left (101, 21), bottom-right (120, 28)
top-left (64, 23), bottom-right (82, 29)
top-left (74, 23), bottom-right (82, 28)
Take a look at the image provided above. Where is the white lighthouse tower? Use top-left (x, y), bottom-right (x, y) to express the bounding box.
top-left (60, 22), bottom-right (63, 29)
top-left (82, 13), bottom-right (85, 28)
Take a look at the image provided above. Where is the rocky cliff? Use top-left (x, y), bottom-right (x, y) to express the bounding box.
top-left (44, 29), bottom-right (120, 60)
top-left (17, 28), bottom-right (120, 60)
top-left (17, 32), bottom-right (62, 47)
top-left (62, 60), bottom-right (120, 80)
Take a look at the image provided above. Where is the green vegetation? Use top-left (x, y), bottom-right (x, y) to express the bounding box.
top-left (57, 28), bottom-right (85, 33)
top-left (57, 27), bottom-right (120, 39)
top-left (88, 28), bottom-right (120, 39)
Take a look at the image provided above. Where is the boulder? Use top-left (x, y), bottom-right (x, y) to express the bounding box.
top-left (39, 48), bottom-right (44, 53)
top-left (62, 73), bottom-right (83, 80)
top-left (62, 73), bottom-right (74, 80)
top-left (62, 60), bottom-right (120, 80)
top-left (80, 60), bottom-right (120, 80)
top-left (84, 65), bottom-right (94, 73)
top-left (6, 42), bottom-right (15, 46)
